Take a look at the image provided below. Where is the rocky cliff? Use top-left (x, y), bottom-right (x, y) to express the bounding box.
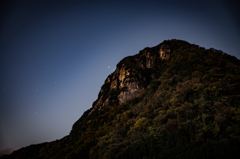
top-left (89, 42), bottom-right (172, 115)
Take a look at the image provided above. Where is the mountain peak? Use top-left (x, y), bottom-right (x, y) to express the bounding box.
top-left (89, 39), bottom-right (189, 115)
top-left (2, 39), bottom-right (240, 159)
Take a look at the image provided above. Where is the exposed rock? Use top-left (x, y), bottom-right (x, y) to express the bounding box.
top-left (145, 51), bottom-right (157, 68)
top-left (139, 61), bottom-right (145, 69)
top-left (89, 95), bottom-right (103, 115)
top-left (110, 79), bottom-right (118, 90)
top-left (88, 42), bottom-right (173, 116)
top-left (118, 82), bottom-right (143, 103)
top-left (119, 65), bottom-right (130, 83)
top-left (159, 44), bottom-right (170, 60)
top-left (105, 74), bottom-right (112, 83)
top-left (101, 97), bottom-right (110, 109)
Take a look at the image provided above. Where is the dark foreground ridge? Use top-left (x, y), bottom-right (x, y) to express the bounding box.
top-left (2, 39), bottom-right (240, 159)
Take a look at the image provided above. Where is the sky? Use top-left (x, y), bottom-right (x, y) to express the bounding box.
top-left (0, 0), bottom-right (239, 152)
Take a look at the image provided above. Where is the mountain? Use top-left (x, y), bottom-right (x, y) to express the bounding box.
top-left (2, 39), bottom-right (240, 159)
top-left (0, 148), bottom-right (19, 157)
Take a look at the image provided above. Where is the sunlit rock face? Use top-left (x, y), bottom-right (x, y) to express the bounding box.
top-left (145, 50), bottom-right (157, 68)
top-left (118, 65), bottom-right (130, 83)
top-left (88, 64), bottom-right (141, 115)
top-left (118, 82), bottom-right (143, 103)
top-left (159, 44), bottom-right (170, 60)
top-left (89, 41), bottom-right (173, 115)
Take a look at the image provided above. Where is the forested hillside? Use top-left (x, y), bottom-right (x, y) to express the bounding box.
top-left (2, 39), bottom-right (240, 159)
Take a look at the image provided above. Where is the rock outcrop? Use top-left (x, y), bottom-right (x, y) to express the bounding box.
top-left (159, 44), bottom-right (171, 60)
top-left (88, 41), bottom-right (173, 115)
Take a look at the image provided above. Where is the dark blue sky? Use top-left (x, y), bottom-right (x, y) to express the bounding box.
top-left (0, 0), bottom-right (239, 150)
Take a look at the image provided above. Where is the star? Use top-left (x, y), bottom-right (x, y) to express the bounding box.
top-left (108, 66), bottom-right (110, 68)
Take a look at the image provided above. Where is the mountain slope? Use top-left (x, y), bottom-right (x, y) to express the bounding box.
top-left (2, 39), bottom-right (240, 159)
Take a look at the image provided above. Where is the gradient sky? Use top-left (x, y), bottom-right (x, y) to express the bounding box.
top-left (0, 0), bottom-right (239, 150)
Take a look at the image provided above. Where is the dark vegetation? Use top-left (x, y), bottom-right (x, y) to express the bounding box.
top-left (2, 39), bottom-right (240, 159)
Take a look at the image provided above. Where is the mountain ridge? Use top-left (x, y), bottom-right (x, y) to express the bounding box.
top-left (2, 39), bottom-right (240, 159)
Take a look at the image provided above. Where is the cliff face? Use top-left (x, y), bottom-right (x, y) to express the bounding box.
top-left (89, 43), bottom-right (171, 115)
